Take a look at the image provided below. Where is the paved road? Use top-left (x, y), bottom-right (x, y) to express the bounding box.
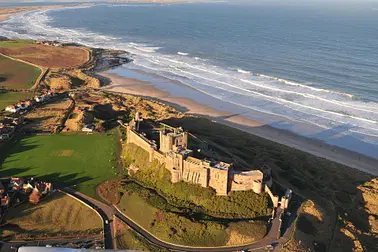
top-left (62, 188), bottom-right (289, 251)
top-left (2, 188), bottom-right (294, 252)
top-left (58, 188), bottom-right (115, 250)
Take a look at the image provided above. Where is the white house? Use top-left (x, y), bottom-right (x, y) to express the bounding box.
top-left (82, 124), bottom-right (95, 132)
top-left (5, 105), bottom-right (20, 113)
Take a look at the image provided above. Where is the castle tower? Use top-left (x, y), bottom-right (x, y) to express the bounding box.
top-left (159, 127), bottom-right (188, 153)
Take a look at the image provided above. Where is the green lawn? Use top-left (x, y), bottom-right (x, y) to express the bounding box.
top-left (0, 133), bottom-right (117, 197)
top-left (0, 92), bottom-right (33, 110)
top-left (118, 193), bottom-right (157, 228)
top-left (0, 40), bottom-right (35, 48)
top-left (0, 54), bottom-right (41, 89)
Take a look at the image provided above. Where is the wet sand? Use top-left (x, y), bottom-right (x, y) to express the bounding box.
top-left (0, 14), bottom-right (9, 22)
top-left (101, 72), bottom-right (378, 176)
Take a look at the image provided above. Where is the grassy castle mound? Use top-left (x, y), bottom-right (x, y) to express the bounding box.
top-left (118, 143), bottom-right (271, 247)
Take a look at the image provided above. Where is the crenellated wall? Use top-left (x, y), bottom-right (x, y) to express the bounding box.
top-left (126, 121), bottom-right (269, 197)
top-left (127, 127), bottom-right (153, 151)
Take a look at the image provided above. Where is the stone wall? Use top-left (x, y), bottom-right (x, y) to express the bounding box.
top-left (208, 168), bottom-right (229, 196)
top-left (126, 122), bottom-right (273, 198)
top-left (182, 159), bottom-right (209, 187)
top-left (230, 171), bottom-right (264, 194)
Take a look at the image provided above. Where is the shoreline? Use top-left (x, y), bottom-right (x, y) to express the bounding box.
top-left (2, 3), bottom-right (377, 176)
top-left (0, 4), bottom-right (93, 23)
top-left (101, 71), bottom-right (378, 176)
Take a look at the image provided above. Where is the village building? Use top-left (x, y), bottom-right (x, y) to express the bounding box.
top-left (0, 123), bottom-right (15, 141)
top-left (126, 113), bottom-right (265, 196)
top-left (0, 181), bottom-right (4, 194)
top-left (0, 195), bottom-right (9, 207)
top-left (9, 177), bottom-right (24, 192)
top-left (28, 182), bottom-right (53, 204)
top-left (22, 182), bottom-right (34, 194)
top-left (5, 105), bottom-right (20, 113)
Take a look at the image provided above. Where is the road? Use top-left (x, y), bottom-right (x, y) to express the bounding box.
top-left (60, 187), bottom-right (287, 251)
top-left (2, 187), bottom-right (296, 252)
top-left (58, 188), bottom-right (115, 250)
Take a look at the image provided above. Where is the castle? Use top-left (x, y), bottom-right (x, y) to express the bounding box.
top-left (126, 113), bottom-right (265, 196)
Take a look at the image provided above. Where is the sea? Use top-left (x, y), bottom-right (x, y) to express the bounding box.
top-left (1, 0), bottom-right (378, 159)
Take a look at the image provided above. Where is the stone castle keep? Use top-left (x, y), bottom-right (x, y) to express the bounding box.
top-left (126, 113), bottom-right (265, 196)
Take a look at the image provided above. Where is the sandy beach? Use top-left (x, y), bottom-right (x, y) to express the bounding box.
top-left (0, 4), bottom-right (92, 23)
top-left (101, 71), bottom-right (378, 176)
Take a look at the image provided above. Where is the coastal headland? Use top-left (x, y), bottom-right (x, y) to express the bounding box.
top-left (0, 3), bottom-right (377, 252)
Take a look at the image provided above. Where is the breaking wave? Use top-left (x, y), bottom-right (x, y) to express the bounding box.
top-left (236, 68), bottom-right (251, 74)
top-left (1, 6), bottom-right (378, 145)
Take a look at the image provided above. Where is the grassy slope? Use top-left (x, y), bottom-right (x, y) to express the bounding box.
top-left (0, 54), bottom-right (41, 89)
top-left (1, 192), bottom-right (102, 239)
top-left (118, 192), bottom-right (231, 247)
top-left (0, 92), bottom-right (33, 110)
top-left (164, 117), bottom-right (375, 251)
top-left (123, 143), bottom-right (270, 219)
top-left (119, 143), bottom-right (268, 246)
top-left (0, 40), bottom-right (35, 48)
top-left (0, 133), bottom-right (117, 197)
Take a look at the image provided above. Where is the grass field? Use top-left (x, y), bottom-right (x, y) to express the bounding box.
top-left (0, 40), bottom-right (35, 48)
top-left (0, 92), bottom-right (33, 110)
top-left (0, 54), bottom-right (41, 89)
top-left (117, 191), bottom-right (266, 247)
top-left (0, 40), bottom-right (89, 68)
top-left (0, 192), bottom-right (102, 239)
top-left (0, 133), bottom-right (117, 197)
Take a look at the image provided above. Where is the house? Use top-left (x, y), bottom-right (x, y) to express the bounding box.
top-left (9, 177), bottom-right (24, 191)
top-left (0, 124), bottom-right (15, 141)
top-left (29, 187), bottom-right (42, 204)
top-left (0, 181), bottom-right (4, 194)
top-left (22, 182), bottom-right (34, 194)
top-left (82, 124), bottom-right (95, 132)
top-left (34, 95), bottom-right (46, 103)
top-left (24, 100), bottom-right (34, 108)
top-left (0, 195), bottom-right (9, 207)
top-left (16, 102), bottom-right (27, 110)
top-left (35, 182), bottom-right (53, 195)
top-left (5, 105), bottom-right (19, 113)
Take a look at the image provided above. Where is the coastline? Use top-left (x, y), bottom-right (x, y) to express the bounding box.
top-left (2, 3), bottom-right (377, 177)
top-left (0, 4), bottom-right (93, 23)
top-left (101, 71), bottom-right (378, 176)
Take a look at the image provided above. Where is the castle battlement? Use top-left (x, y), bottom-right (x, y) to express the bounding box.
top-left (126, 115), bottom-right (265, 196)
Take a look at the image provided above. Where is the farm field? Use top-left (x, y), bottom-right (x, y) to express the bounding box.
top-left (0, 92), bottom-right (33, 110)
top-left (0, 40), bottom-right (90, 68)
top-left (0, 54), bottom-right (41, 89)
top-left (0, 133), bottom-right (117, 197)
top-left (0, 192), bottom-right (102, 239)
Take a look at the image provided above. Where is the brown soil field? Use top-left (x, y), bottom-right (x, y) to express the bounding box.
top-left (0, 45), bottom-right (90, 69)
top-left (0, 54), bottom-right (41, 89)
